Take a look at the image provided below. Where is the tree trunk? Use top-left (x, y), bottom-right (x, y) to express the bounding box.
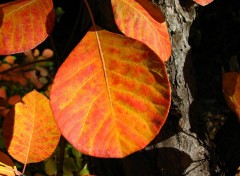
top-left (90, 0), bottom-right (214, 175)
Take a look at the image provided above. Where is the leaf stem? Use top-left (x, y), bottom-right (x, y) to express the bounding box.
top-left (83, 0), bottom-right (96, 26)
top-left (0, 58), bottom-right (53, 75)
top-left (57, 136), bottom-right (66, 176)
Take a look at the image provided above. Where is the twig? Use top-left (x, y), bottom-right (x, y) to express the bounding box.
top-left (0, 58), bottom-right (53, 75)
top-left (57, 136), bottom-right (66, 176)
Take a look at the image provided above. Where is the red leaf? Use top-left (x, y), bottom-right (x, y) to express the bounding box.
top-left (3, 90), bottom-right (61, 165)
top-left (0, 0), bottom-right (55, 54)
top-left (50, 26), bottom-right (171, 158)
top-left (7, 95), bottom-right (21, 105)
top-left (223, 72), bottom-right (240, 120)
top-left (111, 0), bottom-right (171, 62)
top-left (0, 87), bottom-right (7, 100)
top-left (0, 151), bottom-right (14, 167)
top-left (193, 0), bottom-right (213, 6)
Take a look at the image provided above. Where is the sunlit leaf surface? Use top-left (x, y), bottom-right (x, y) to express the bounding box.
top-left (0, 0), bottom-right (54, 54)
top-left (111, 0), bottom-right (171, 62)
top-left (50, 26), bottom-right (171, 158)
top-left (3, 90), bottom-right (61, 164)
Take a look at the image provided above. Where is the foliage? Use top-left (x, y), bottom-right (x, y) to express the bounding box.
top-left (223, 72), bottom-right (240, 121)
top-left (50, 26), bottom-right (170, 158)
top-left (193, 0), bottom-right (214, 6)
top-left (3, 0), bottom-right (237, 175)
top-left (0, 0), bottom-right (55, 54)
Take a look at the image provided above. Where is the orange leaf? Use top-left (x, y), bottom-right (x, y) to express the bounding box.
top-left (0, 0), bottom-right (55, 54)
top-left (111, 0), bottom-right (171, 62)
top-left (193, 0), bottom-right (213, 6)
top-left (223, 72), bottom-right (240, 120)
top-left (0, 87), bottom-right (7, 99)
top-left (50, 26), bottom-right (171, 158)
top-left (3, 90), bottom-right (61, 164)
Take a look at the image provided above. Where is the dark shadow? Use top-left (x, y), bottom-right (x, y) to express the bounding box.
top-left (46, 8), bottom-right (55, 35)
top-left (179, 0), bottom-right (195, 9)
top-left (215, 115), bottom-right (240, 175)
top-left (2, 108), bottom-right (14, 150)
top-left (95, 0), bottom-right (122, 34)
top-left (183, 51), bottom-right (208, 140)
top-left (135, 0), bottom-right (165, 23)
top-left (91, 147), bottom-right (192, 176)
top-left (0, 8), bottom-right (3, 28)
top-left (51, 0), bottom-right (92, 62)
top-left (187, 0), bottom-right (240, 174)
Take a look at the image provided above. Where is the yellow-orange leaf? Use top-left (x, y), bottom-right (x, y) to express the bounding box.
top-left (3, 90), bottom-right (61, 164)
top-left (193, 0), bottom-right (213, 6)
top-left (0, 163), bottom-right (15, 176)
top-left (223, 72), bottom-right (240, 120)
top-left (50, 26), bottom-right (171, 158)
top-left (0, 151), bottom-right (18, 176)
top-left (0, 0), bottom-right (54, 54)
top-left (111, 0), bottom-right (171, 62)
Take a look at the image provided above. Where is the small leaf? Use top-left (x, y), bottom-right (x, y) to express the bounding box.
top-left (63, 157), bottom-right (78, 173)
top-left (42, 49), bottom-right (54, 59)
top-left (223, 72), bottom-right (240, 120)
top-left (0, 87), bottom-right (7, 100)
top-left (193, 0), bottom-right (213, 6)
top-left (0, 151), bottom-right (20, 176)
top-left (44, 158), bottom-right (57, 176)
top-left (79, 164), bottom-right (90, 176)
top-left (0, 0), bottom-right (55, 54)
top-left (50, 26), bottom-right (171, 158)
top-left (7, 95), bottom-right (21, 105)
top-left (111, 0), bottom-right (171, 61)
top-left (3, 90), bottom-right (61, 164)
top-left (3, 56), bottom-right (16, 64)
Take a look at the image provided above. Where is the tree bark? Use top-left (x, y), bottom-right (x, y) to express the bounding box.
top-left (90, 0), bottom-right (214, 175)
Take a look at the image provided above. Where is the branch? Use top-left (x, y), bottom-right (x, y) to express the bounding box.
top-left (0, 58), bottom-right (53, 75)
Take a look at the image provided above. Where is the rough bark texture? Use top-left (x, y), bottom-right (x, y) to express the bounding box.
top-left (89, 0), bottom-right (213, 175)
top-left (151, 1), bottom-right (210, 175)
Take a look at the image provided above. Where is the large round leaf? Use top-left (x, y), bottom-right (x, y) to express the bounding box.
top-left (3, 90), bottom-right (61, 164)
top-left (50, 26), bottom-right (171, 158)
top-left (0, 0), bottom-right (54, 54)
top-left (111, 0), bottom-right (171, 62)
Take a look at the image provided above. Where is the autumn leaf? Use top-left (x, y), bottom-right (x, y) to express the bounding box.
top-left (50, 26), bottom-right (171, 158)
top-left (0, 162), bottom-right (15, 176)
top-left (193, 0), bottom-right (213, 6)
top-left (111, 0), bottom-right (171, 62)
top-left (0, 87), bottom-right (7, 99)
top-left (0, 151), bottom-right (14, 168)
top-left (0, 151), bottom-right (21, 176)
top-left (223, 72), bottom-right (240, 120)
top-left (0, 0), bottom-right (55, 54)
top-left (3, 90), bottom-right (61, 168)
